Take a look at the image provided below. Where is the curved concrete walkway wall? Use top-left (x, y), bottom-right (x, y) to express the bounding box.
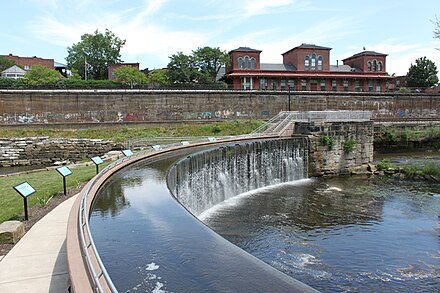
top-left (66, 135), bottom-right (318, 292)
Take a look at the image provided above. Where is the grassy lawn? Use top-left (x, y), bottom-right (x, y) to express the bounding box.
top-left (0, 162), bottom-right (110, 223)
top-left (0, 120), bottom-right (264, 143)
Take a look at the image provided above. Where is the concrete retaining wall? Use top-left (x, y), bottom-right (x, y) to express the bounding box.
top-left (0, 90), bottom-right (439, 124)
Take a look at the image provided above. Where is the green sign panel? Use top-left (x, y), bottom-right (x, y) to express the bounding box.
top-left (13, 182), bottom-right (36, 198)
top-left (56, 166), bottom-right (73, 177)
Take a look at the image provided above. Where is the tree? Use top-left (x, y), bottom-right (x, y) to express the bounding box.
top-left (66, 29), bottom-right (126, 80)
top-left (114, 66), bottom-right (146, 88)
top-left (146, 69), bottom-right (169, 86)
top-left (0, 56), bottom-right (17, 72)
top-left (24, 65), bottom-right (62, 84)
top-left (406, 57), bottom-right (439, 88)
top-left (166, 52), bottom-right (199, 83)
top-left (192, 47), bottom-right (229, 83)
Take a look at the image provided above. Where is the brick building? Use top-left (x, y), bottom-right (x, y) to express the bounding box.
top-left (224, 44), bottom-right (393, 92)
top-left (1, 54), bottom-right (54, 71)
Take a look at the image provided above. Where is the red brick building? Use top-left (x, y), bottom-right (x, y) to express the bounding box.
top-left (108, 63), bottom-right (140, 80)
top-left (1, 54), bottom-right (54, 71)
top-left (224, 44), bottom-right (393, 92)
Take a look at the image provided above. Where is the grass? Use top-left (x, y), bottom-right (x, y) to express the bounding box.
top-left (0, 162), bottom-right (110, 223)
top-left (0, 120), bottom-right (264, 143)
top-left (376, 159), bottom-right (440, 178)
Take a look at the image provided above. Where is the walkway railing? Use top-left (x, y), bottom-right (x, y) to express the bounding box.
top-left (74, 110), bottom-right (371, 292)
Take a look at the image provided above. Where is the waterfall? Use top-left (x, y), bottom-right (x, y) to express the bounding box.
top-left (168, 138), bottom-right (308, 217)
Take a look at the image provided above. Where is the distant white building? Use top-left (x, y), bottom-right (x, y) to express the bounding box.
top-left (1, 65), bottom-right (26, 79)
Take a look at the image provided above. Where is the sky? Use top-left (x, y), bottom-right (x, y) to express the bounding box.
top-left (1, 0), bottom-right (439, 76)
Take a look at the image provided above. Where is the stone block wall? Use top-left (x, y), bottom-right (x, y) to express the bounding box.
top-left (0, 90), bottom-right (439, 125)
top-left (0, 137), bottom-right (122, 167)
top-left (294, 121), bottom-right (374, 176)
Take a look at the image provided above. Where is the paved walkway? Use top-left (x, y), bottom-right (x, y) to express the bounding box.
top-left (0, 195), bottom-right (77, 293)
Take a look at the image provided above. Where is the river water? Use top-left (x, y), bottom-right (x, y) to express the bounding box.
top-left (201, 176), bottom-right (440, 292)
top-left (90, 149), bottom-right (440, 292)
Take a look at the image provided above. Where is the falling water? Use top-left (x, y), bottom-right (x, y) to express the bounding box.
top-left (168, 138), bottom-right (308, 217)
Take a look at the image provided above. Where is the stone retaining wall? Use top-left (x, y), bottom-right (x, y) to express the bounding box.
top-left (294, 121), bottom-right (374, 176)
top-left (0, 137), bottom-right (122, 167)
top-left (0, 90), bottom-right (439, 125)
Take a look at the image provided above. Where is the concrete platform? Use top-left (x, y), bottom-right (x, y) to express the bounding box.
top-left (0, 195), bottom-right (77, 293)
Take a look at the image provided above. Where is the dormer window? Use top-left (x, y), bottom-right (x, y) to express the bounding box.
top-left (251, 57), bottom-right (256, 69)
top-left (318, 56), bottom-right (323, 70)
top-left (373, 60), bottom-right (377, 72)
top-left (311, 54), bottom-right (316, 70)
top-left (378, 61), bottom-right (382, 72)
top-left (367, 61), bottom-right (372, 72)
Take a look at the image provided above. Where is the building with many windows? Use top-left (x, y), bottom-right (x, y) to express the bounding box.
top-left (223, 44), bottom-right (393, 92)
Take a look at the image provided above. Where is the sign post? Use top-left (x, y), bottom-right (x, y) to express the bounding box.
top-left (13, 182), bottom-right (36, 221)
top-left (91, 156), bottom-right (104, 175)
top-left (56, 166), bottom-right (73, 195)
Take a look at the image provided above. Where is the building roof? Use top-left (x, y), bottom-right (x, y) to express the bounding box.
top-left (330, 65), bottom-right (362, 73)
top-left (260, 63), bottom-right (296, 71)
top-left (1, 65), bottom-right (26, 74)
top-left (282, 43), bottom-right (332, 55)
top-left (343, 51), bottom-right (387, 61)
top-left (229, 47), bottom-right (262, 53)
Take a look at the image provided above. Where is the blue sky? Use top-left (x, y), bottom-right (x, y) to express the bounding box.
top-left (1, 0), bottom-right (439, 76)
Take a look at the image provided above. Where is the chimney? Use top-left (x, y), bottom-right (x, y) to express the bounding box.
top-left (336, 60), bottom-right (339, 67)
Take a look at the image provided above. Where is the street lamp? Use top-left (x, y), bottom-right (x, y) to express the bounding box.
top-left (288, 85), bottom-right (291, 112)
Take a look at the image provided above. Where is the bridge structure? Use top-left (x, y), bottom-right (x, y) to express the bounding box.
top-left (67, 111), bottom-right (374, 292)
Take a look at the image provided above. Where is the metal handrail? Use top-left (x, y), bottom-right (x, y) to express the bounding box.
top-left (75, 110), bottom-right (372, 292)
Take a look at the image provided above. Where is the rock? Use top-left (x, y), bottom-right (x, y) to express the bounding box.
top-left (367, 163), bottom-right (376, 173)
top-left (0, 221), bottom-right (25, 244)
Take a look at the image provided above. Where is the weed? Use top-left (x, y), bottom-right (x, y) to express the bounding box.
top-left (319, 135), bottom-right (335, 150)
top-left (343, 139), bottom-right (357, 153)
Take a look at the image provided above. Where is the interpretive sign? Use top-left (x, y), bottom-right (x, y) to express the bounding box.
top-left (91, 156), bottom-right (104, 174)
top-left (122, 149), bottom-right (134, 157)
top-left (13, 182), bottom-right (36, 221)
top-left (152, 145), bottom-right (161, 151)
top-left (56, 166), bottom-right (72, 177)
top-left (56, 166), bottom-right (72, 195)
top-left (181, 141), bottom-right (190, 146)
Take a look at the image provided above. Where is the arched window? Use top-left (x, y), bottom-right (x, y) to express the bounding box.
top-left (251, 57), bottom-right (256, 69)
top-left (311, 54), bottom-right (316, 70)
top-left (244, 56), bottom-right (249, 69)
top-left (305, 56), bottom-right (310, 70)
top-left (373, 60), bottom-right (377, 72)
top-left (378, 61), bottom-right (382, 72)
top-left (367, 61), bottom-right (372, 72)
top-left (318, 56), bottom-right (323, 70)
top-left (238, 57), bottom-right (243, 69)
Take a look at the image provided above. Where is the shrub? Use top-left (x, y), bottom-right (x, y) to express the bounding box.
top-left (319, 135), bottom-right (335, 150)
top-left (343, 138), bottom-right (357, 153)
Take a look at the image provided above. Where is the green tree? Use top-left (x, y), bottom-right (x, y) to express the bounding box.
top-left (146, 69), bottom-right (169, 86)
top-left (406, 57), bottom-right (439, 88)
top-left (166, 52), bottom-right (199, 83)
top-left (66, 29), bottom-right (126, 80)
top-left (0, 56), bottom-right (17, 72)
top-left (24, 65), bottom-right (62, 85)
top-left (114, 66), bottom-right (146, 88)
top-left (192, 46), bottom-right (229, 83)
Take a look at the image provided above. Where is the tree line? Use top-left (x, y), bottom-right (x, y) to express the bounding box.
top-left (1, 25), bottom-right (439, 89)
